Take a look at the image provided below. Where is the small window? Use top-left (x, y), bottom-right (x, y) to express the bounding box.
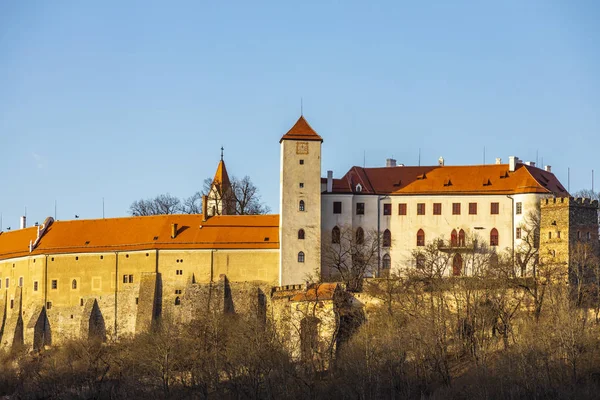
top-left (46, 301), bottom-right (52, 310)
top-left (298, 251), bottom-right (305, 263)
top-left (557, 231), bottom-right (561, 239)
top-left (452, 203), bottom-right (461, 215)
top-left (469, 202), bottom-right (477, 215)
top-left (416, 254), bottom-right (425, 268)
top-left (516, 202), bottom-right (522, 215)
top-left (398, 203), bottom-right (407, 215)
top-left (383, 204), bottom-right (391, 215)
top-left (5, 278), bottom-right (8, 288)
top-left (433, 203), bottom-right (442, 215)
top-left (175, 289), bottom-right (182, 294)
top-left (516, 227), bottom-right (522, 239)
top-left (298, 229), bottom-right (305, 240)
top-left (382, 254), bottom-right (391, 269)
top-left (174, 296), bottom-right (181, 306)
top-left (548, 232), bottom-right (552, 239)
top-left (333, 202), bottom-right (342, 214)
top-left (123, 275), bottom-right (128, 283)
top-left (19, 277), bottom-right (23, 287)
top-left (355, 184), bottom-right (362, 192)
top-left (51, 280), bottom-right (58, 290)
top-left (417, 229), bottom-right (425, 246)
top-left (128, 275), bottom-right (134, 283)
top-left (491, 202), bottom-right (499, 215)
top-left (490, 228), bottom-right (499, 246)
top-left (356, 203), bottom-right (365, 215)
top-left (299, 182), bottom-right (304, 188)
top-left (80, 298), bottom-right (84, 306)
top-left (332, 226), bottom-right (340, 244)
top-left (33, 281), bottom-right (38, 291)
top-left (72, 279), bottom-right (77, 289)
top-left (459, 229), bottom-right (466, 246)
top-left (10, 299), bottom-right (14, 309)
top-left (451, 229), bottom-right (458, 246)
top-left (299, 200), bottom-right (305, 212)
top-left (356, 227), bottom-right (365, 245)
top-left (577, 231), bottom-right (581, 239)
top-left (383, 229), bottom-right (391, 247)
top-left (299, 159), bottom-right (304, 165)
top-left (417, 203), bottom-right (425, 215)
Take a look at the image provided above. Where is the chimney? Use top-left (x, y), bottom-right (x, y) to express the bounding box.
top-left (202, 195), bottom-right (208, 221)
top-left (326, 170), bottom-right (333, 193)
top-left (545, 165), bottom-right (552, 172)
top-left (495, 158), bottom-right (502, 165)
top-left (386, 158), bottom-right (397, 167)
top-left (171, 223), bottom-right (178, 239)
top-left (438, 157), bottom-right (444, 167)
top-left (524, 161), bottom-right (536, 167)
top-left (20, 216), bottom-right (26, 229)
top-left (508, 156), bottom-right (520, 172)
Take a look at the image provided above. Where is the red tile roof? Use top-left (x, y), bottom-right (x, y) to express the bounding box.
top-left (280, 116), bottom-right (323, 143)
top-left (290, 283), bottom-right (340, 302)
top-left (0, 214), bottom-right (279, 261)
top-left (326, 164), bottom-right (567, 196)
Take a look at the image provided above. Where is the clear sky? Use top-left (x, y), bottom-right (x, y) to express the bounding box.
top-left (1, 1), bottom-right (599, 228)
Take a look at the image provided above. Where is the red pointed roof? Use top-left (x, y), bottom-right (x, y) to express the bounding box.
top-left (279, 116), bottom-right (323, 143)
top-left (212, 160), bottom-right (231, 195)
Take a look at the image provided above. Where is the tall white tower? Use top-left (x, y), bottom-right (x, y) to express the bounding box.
top-left (279, 116), bottom-right (323, 286)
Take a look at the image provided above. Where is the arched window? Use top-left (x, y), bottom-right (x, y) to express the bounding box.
top-left (459, 229), bottom-right (466, 247)
top-left (490, 228), bottom-right (499, 246)
top-left (417, 229), bottom-right (425, 246)
top-left (383, 229), bottom-right (391, 247)
top-left (356, 227), bottom-right (364, 245)
top-left (298, 251), bottom-right (305, 263)
top-left (174, 296), bottom-right (181, 306)
top-left (72, 279), bottom-right (77, 290)
top-left (332, 226), bottom-right (340, 244)
top-left (382, 254), bottom-right (391, 269)
top-left (299, 200), bottom-right (305, 211)
top-left (451, 229), bottom-right (458, 247)
top-left (298, 229), bottom-right (305, 240)
top-left (452, 254), bottom-right (463, 276)
top-left (416, 254), bottom-right (426, 268)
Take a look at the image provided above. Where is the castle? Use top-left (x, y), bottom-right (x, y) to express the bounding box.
top-left (0, 116), bottom-right (598, 352)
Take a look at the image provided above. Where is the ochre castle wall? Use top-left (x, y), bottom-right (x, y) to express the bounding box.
top-left (0, 248), bottom-right (279, 350)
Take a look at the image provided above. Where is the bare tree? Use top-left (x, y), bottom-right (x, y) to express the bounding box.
top-left (232, 175), bottom-right (271, 215)
top-left (129, 193), bottom-right (181, 216)
top-left (322, 226), bottom-right (381, 292)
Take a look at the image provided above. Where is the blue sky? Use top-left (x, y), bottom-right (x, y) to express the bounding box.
top-left (1, 1), bottom-right (599, 227)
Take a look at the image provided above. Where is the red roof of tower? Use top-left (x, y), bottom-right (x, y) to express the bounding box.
top-left (279, 116), bottom-right (323, 143)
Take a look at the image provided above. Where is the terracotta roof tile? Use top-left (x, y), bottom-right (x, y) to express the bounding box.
top-left (0, 214), bottom-right (279, 261)
top-left (280, 116), bottom-right (323, 143)
top-left (291, 283), bottom-right (340, 302)
top-left (325, 164), bottom-right (567, 196)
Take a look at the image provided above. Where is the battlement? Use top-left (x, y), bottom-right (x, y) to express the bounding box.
top-left (540, 196), bottom-right (599, 209)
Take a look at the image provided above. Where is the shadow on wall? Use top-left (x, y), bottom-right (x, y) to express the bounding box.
top-left (31, 307), bottom-right (52, 350)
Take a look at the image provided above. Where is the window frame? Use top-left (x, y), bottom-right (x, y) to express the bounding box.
top-left (469, 202), bottom-right (477, 215)
top-left (490, 228), bottom-right (499, 246)
top-left (516, 202), bottom-right (522, 215)
top-left (491, 202), bottom-right (500, 215)
top-left (433, 203), bottom-right (442, 215)
top-left (398, 203), bottom-right (407, 215)
top-left (417, 229), bottom-right (425, 246)
top-left (417, 203), bottom-right (425, 215)
top-left (298, 251), bottom-right (305, 263)
top-left (383, 203), bottom-right (392, 216)
top-left (356, 202), bottom-right (365, 215)
top-left (298, 229), bottom-right (305, 240)
top-left (452, 203), bottom-right (461, 215)
top-left (333, 201), bottom-right (342, 214)
top-left (299, 200), bottom-right (305, 212)
top-left (383, 229), bottom-right (391, 247)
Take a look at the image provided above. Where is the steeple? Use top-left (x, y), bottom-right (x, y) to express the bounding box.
top-left (206, 149), bottom-right (235, 216)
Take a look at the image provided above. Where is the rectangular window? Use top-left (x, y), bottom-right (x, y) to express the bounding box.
top-left (548, 232), bottom-right (552, 239)
top-left (398, 203), bottom-right (407, 215)
top-left (491, 202), bottom-right (499, 215)
top-left (452, 203), bottom-right (461, 215)
top-left (46, 301), bottom-right (52, 310)
top-left (433, 203), bottom-right (442, 215)
top-left (383, 203), bottom-right (391, 215)
top-left (123, 275), bottom-right (128, 283)
top-left (469, 202), bottom-right (477, 215)
top-left (356, 203), bottom-right (365, 215)
top-left (19, 277), bottom-right (23, 287)
top-left (11, 299), bottom-right (14, 309)
top-left (417, 203), bottom-right (425, 215)
top-left (516, 202), bottom-right (522, 215)
top-left (333, 201), bottom-right (342, 214)
top-left (128, 274), bottom-right (134, 283)
top-left (5, 278), bottom-right (8, 288)
top-left (51, 279), bottom-right (57, 290)
top-left (516, 228), bottom-right (522, 239)
top-left (299, 182), bottom-right (304, 188)
top-left (299, 159), bottom-right (304, 165)
top-left (557, 231), bottom-right (561, 239)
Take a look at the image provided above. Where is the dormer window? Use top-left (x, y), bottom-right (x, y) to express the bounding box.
top-left (355, 183), bottom-right (362, 192)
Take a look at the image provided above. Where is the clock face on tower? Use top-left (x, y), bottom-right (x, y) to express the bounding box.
top-left (296, 142), bottom-right (309, 155)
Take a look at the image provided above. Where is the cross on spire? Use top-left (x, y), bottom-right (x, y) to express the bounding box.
top-left (220, 146), bottom-right (224, 161)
